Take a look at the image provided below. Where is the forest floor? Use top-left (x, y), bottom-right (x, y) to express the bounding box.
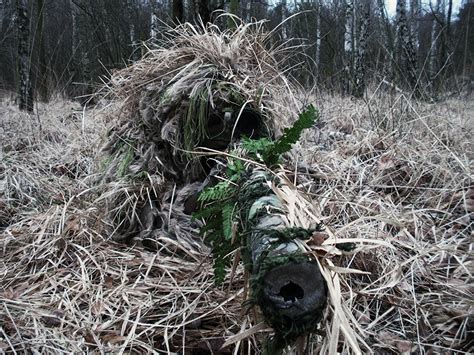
top-left (0, 91), bottom-right (472, 353)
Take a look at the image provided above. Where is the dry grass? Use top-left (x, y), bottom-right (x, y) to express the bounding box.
top-left (0, 98), bottom-right (104, 227)
top-left (292, 91), bottom-right (473, 353)
top-left (1, 23), bottom-right (472, 354)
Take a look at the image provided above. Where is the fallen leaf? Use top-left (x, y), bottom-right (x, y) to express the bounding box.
top-left (311, 232), bottom-right (328, 246)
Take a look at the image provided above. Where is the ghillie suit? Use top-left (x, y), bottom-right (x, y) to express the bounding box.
top-left (99, 22), bottom-right (293, 250)
top-left (97, 22), bottom-right (333, 350)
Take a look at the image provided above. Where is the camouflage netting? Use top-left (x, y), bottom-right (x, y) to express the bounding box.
top-left (98, 21), bottom-right (297, 247)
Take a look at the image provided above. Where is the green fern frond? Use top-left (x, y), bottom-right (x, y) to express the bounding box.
top-left (240, 105), bottom-right (318, 166)
top-left (241, 137), bottom-right (274, 163)
top-left (274, 104), bottom-right (318, 154)
top-left (222, 203), bottom-right (236, 240)
top-left (264, 104), bottom-right (318, 165)
top-left (198, 180), bottom-right (234, 203)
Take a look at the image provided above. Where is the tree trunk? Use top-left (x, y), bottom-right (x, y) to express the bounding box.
top-left (442, 0), bottom-right (453, 81)
top-left (445, 0), bottom-right (453, 68)
top-left (353, 2), bottom-right (370, 98)
top-left (245, 0), bottom-right (252, 22)
top-left (16, 0), bottom-right (33, 112)
top-left (410, 0), bottom-right (421, 50)
top-left (69, 0), bottom-right (84, 97)
top-left (34, 0), bottom-right (48, 101)
top-left (194, 0), bottom-right (210, 24)
top-left (172, 0), bottom-right (184, 22)
top-left (343, 0), bottom-right (355, 95)
top-left (70, 0), bottom-right (79, 51)
top-left (150, 8), bottom-right (159, 39)
top-left (429, 0), bottom-right (441, 76)
top-left (462, 3), bottom-right (471, 78)
top-left (315, 0), bottom-right (321, 70)
top-left (228, 0), bottom-right (239, 29)
top-left (446, 0), bottom-right (453, 42)
top-left (396, 0), bottom-right (420, 97)
top-left (377, 0), bottom-right (394, 77)
top-left (281, 0), bottom-right (287, 40)
top-left (127, 0), bottom-right (139, 61)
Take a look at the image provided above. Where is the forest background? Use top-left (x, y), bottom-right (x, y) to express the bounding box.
top-left (1, 0), bottom-right (473, 110)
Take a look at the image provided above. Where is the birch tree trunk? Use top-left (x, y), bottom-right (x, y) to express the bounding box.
top-left (34, 0), bottom-right (48, 101)
top-left (353, 2), bottom-right (370, 98)
top-left (396, 0), bottom-right (420, 97)
top-left (315, 0), bottom-right (321, 69)
top-left (245, 0), bottom-right (252, 23)
top-left (16, 0), bottom-right (33, 112)
top-left (150, 4), bottom-right (159, 40)
top-left (410, 0), bottom-right (421, 51)
top-left (128, 0), bottom-right (139, 61)
top-left (343, 0), bottom-right (355, 95)
top-left (429, 0), bottom-right (441, 76)
top-left (281, 0), bottom-right (287, 40)
top-left (377, 0), bottom-right (394, 77)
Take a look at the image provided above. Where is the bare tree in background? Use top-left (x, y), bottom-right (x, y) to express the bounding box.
top-left (440, 0), bottom-right (454, 88)
top-left (33, 0), bottom-right (48, 101)
top-left (314, 0), bottom-right (321, 69)
top-left (228, 0), bottom-right (239, 28)
top-left (460, 2), bottom-right (472, 79)
top-left (353, 1), bottom-right (370, 98)
top-left (281, 0), bottom-right (288, 40)
top-left (444, 0), bottom-right (453, 68)
top-left (0, 0), bottom-right (470, 101)
top-left (70, 0), bottom-right (79, 54)
top-left (127, 0), bottom-right (140, 60)
top-left (244, 0), bottom-right (252, 22)
top-left (70, 0), bottom-right (89, 97)
top-left (341, 0), bottom-right (370, 97)
top-left (343, 0), bottom-right (355, 94)
top-left (16, 0), bottom-right (33, 111)
top-left (429, 0), bottom-right (441, 77)
top-left (376, 0), bottom-right (395, 77)
top-left (410, 0), bottom-right (421, 50)
top-left (445, 0), bottom-right (453, 58)
top-left (172, 0), bottom-right (184, 22)
top-left (150, 1), bottom-right (159, 39)
top-left (395, 0), bottom-right (419, 97)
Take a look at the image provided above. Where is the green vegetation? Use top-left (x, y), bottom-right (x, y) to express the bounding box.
top-left (242, 104), bottom-right (318, 165)
top-left (184, 87), bottom-right (209, 153)
top-left (195, 105), bottom-right (318, 283)
top-left (118, 144), bottom-right (134, 177)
